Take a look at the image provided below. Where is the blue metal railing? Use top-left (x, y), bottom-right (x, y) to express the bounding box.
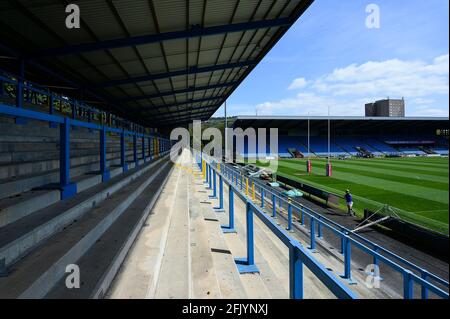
top-left (196, 152), bottom-right (357, 299)
top-left (0, 69), bottom-right (166, 135)
top-left (198, 153), bottom-right (449, 299)
top-left (246, 172), bottom-right (449, 298)
top-left (0, 102), bottom-right (171, 200)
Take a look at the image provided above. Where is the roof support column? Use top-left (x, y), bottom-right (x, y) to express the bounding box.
top-left (15, 60), bottom-right (27, 125)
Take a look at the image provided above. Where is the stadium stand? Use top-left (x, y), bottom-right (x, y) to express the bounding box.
top-left (333, 137), bottom-right (365, 155)
top-left (239, 134), bottom-right (448, 158)
top-left (361, 138), bottom-right (400, 155)
top-left (233, 116), bottom-right (449, 159)
top-left (278, 136), bottom-right (304, 157)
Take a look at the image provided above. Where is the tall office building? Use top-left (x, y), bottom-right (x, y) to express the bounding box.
top-left (365, 98), bottom-right (405, 117)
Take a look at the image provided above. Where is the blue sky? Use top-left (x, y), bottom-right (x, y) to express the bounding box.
top-left (213, 0), bottom-right (449, 117)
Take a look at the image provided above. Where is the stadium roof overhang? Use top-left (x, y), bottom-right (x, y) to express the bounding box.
top-left (233, 116), bottom-right (450, 132)
top-left (0, 0), bottom-right (313, 128)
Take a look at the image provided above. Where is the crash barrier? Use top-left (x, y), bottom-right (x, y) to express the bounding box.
top-left (0, 102), bottom-right (171, 200)
top-left (0, 69), bottom-right (159, 134)
top-left (198, 153), bottom-right (449, 299)
top-left (196, 151), bottom-right (357, 299)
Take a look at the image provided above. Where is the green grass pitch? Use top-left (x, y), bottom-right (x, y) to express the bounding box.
top-left (257, 156), bottom-right (449, 235)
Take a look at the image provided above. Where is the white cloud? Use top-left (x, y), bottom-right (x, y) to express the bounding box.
top-left (256, 93), bottom-right (366, 116)
top-left (288, 77), bottom-right (308, 90)
top-left (258, 54), bottom-right (449, 116)
top-left (313, 54), bottom-right (449, 97)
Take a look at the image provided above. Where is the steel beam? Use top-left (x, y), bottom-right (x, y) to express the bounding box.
top-left (156, 113), bottom-right (212, 126)
top-left (140, 97), bottom-right (221, 111)
top-left (147, 107), bottom-right (217, 122)
top-left (32, 18), bottom-right (292, 58)
top-left (96, 61), bottom-right (255, 88)
top-left (121, 81), bottom-right (238, 102)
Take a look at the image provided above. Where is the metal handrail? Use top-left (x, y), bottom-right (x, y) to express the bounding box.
top-left (197, 152), bottom-right (357, 299)
top-left (0, 102), bottom-right (171, 201)
top-left (0, 69), bottom-right (150, 134)
top-left (246, 168), bottom-right (449, 289)
top-left (200, 153), bottom-right (449, 299)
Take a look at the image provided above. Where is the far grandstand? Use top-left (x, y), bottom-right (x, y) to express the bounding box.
top-left (231, 116), bottom-right (449, 235)
top-left (233, 116), bottom-right (449, 158)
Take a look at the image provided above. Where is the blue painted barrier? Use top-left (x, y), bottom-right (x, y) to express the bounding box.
top-left (0, 101), bottom-right (171, 201)
top-left (199, 152), bottom-right (358, 299)
top-left (200, 153), bottom-right (449, 299)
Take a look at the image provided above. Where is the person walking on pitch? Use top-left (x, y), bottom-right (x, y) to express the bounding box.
top-left (345, 189), bottom-right (355, 217)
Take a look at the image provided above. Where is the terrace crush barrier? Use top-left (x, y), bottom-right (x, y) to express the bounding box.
top-left (0, 70), bottom-right (171, 200)
top-left (195, 151), bottom-right (357, 299)
top-left (196, 152), bottom-right (449, 300)
top-left (0, 70), bottom-right (148, 132)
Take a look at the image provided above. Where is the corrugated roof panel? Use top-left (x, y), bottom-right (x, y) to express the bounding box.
top-left (118, 86), bottom-right (142, 97)
top-left (204, 0), bottom-right (239, 26)
top-left (77, 0), bottom-right (125, 41)
top-left (269, 0), bottom-right (292, 17)
top-left (0, 10), bottom-right (56, 49)
top-left (188, 0), bottom-right (206, 26)
top-left (199, 34), bottom-right (227, 50)
top-left (280, 0), bottom-right (302, 17)
top-left (142, 56), bottom-right (168, 74)
top-left (104, 86), bottom-right (128, 97)
top-left (161, 40), bottom-right (187, 57)
top-left (134, 81), bottom-right (156, 91)
top-left (115, 60), bottom-right (146, 77)
top-left (253, 0), bottom-right (283, 21)
top-left (113, 0), bottom-right (156, 36)
top-left (153, 0), bottom-right (187, 32)
top-left (154, 81), bottom-right (174, 92)
top-left (0, 0), bottom-right (313, 126)
top-left (108, 47), bottom-right (140, 63)
top-left (80, 50), bottom-right (115, 65)
top-left (197, 51), bottom-right (222, 67)
top-left (26, 1), bottom-right (93, 46)
top-left (116, 82), bottom-right (137, 91)
top-left (75, 68), bottom-right (108, 84)
top-left (136, 43), bottom-right (164, 59)
top-left (232, 0), bottom-right (261, 23)
top-left (57, 55), bottom-right (91, 71)
top-left (95, 63), bottom-right (127, 79)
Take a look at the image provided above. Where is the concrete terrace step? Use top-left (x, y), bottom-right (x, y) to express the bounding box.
top-left (0, 158), bottom-right (171, 299)
top-left (0, 133), bottom-right (122, 144)
top-left (44, 162), bottom-right (174, 298)
top-left (0, 157), bottom-right (167, 269)
top-left (0, 120), bottom-right (125, 140)
top-left (189, 187), bottom-right (224, 298)
top-left (0, 166), bottom-right (124, 228)
top-left (0, 153), bottom-right (141, 199)
top-left (191, 174), bottom-right (273, 299)
top-left (0, 149), bottom-right (136, 180)
top-left (153, 161), bottom-right (190, 299)
top-left (0, 146), bottom-right (132, 164)
top-left (191, 191), bottom-right (248, 298)
top-left (106, 159), bottom-right (184, 298)
top-left (107, 150), bottom-right (245, 299)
